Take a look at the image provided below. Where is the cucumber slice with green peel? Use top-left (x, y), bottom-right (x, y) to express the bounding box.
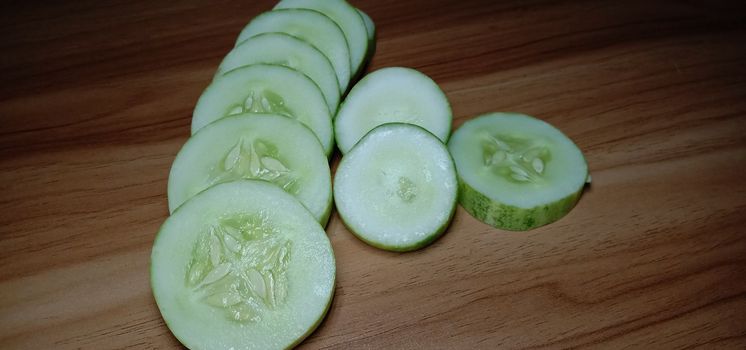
top-left (236, 9), bottom-right (351, 93)
top-left (191, 64), bottom-right (334, 157)
top-left (333, 123), bottom-right (458, 252)
top-left (447, 112), bottom-right (589, 230)
top-left (216, 32), bottom-right (340, 114)
top-left (334, 67), bottom-right (452, 154)
top-left (275, 0), bottom-right (368, 79)
top-left (170, 113), bottom-right (332, 225)
top-left (358, 9), bottom-right (375, 43)
top-left (152, 180), bottom-right (335, 350)
top-left (356, 8), bottom-right (376, 72)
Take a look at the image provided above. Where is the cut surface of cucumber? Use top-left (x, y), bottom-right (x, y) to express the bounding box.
top-left (216, 32), bottom-right (340, 114)
top-left (334, 67), bottom-right (452, 154)
top-left (275, 0), bottom-right (367, 79)
top-left (236, 9), bottom-right (351, 93)
top-left (191, 64), bottom-right (334, 156)
top-left (334, 123), bottom-right (457, 251)
top-left (447, 112), bottom-right (588, 230)
top-left (152, 180), bottom-right (335, 350)
top-left (171, 113), bottom-right (332, 225)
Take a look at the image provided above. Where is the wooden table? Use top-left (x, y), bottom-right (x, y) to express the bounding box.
top-left (2, 0), bottom-right (745, 348)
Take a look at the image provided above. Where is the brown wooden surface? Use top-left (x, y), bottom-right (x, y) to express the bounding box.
top-left (2, 0), bottom-right (746, 349)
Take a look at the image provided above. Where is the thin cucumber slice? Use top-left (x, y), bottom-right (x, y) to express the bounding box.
top-left (447, 112), bottom-right (588, 230)
top-left (191, 64), bottom-right (334, 157)
top-left (334, 123), bottom-right (457, 252)
top-left (334, 67), bottom-right (452, 154)
top-left (152, 180), bottom-right (335, 350)
top-left (357, 8), bottom-right (376, 67)
top-left (236, 9), bottom-right (351, 93)
top-left (275, 0), bottom-right (368, 79)
top-left (170, 113), bottom-right (332, 225)
top-left (216, 32), bottom-right (340, 114)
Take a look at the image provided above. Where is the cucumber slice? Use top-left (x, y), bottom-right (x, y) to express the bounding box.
top-left (191, 64), bottom-right (334, 157)
top-left (333, 123), bottom-right (457, 252)
top-left (236, 9), bottom-right (351, 93)
top-left (334, 67), bottom-right (452, 154)
top-left (447, 112), bottom-right (588, 230)
top-left (358, 9), bottom-right (375, 43)
top-left (217, 32), bottom-right (340, 114)
top-left (275, 0), bottom-right (368, 79)
top-left (170, 113), bottom-right (332, 225)
top-left (357, 8), bottom-right (376, 66)
top-left (152, 180), bottom-right (335, 350)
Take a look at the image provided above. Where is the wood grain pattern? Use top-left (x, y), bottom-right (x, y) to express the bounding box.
top-left (1, 0), bottom-right (745, 348)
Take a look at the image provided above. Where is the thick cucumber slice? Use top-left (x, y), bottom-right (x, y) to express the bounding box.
top-left (236, 9), bottom-right (351, 93)
top-left (216, 32), bottom-right (340, 114)
top-left (152, 180), bottom-right (335, 350)
top-left (334, 67), bottom-right (452, 154)
top-left (170, 113), bottom-right (332, 225)
top-left (447, 112), bottom-right (588, 230)
top-left (275, 0), bottom-right (368, 79)
top-left (334, 123), bottom-right (457, 252)
top-left (191, 64), bottom-right (334, 156)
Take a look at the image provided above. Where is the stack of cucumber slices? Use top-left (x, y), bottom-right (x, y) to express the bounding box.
top-left (152, 0), bottom-right (376, 349)
top-left (151, 0), bottom-right (590, 348)
top-left (332, 67), bottom-right (458, 251)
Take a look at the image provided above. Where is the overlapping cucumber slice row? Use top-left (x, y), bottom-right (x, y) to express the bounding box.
top-left (332, 66), bottom-right (457, 251)
top-left (155, 1), bottom-right (378, 349)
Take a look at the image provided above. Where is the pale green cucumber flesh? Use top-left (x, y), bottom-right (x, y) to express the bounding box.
top-left (275, 0), bottom-right (367, 79)
top-left (334, 67), bottom-right (452, 154)
top-left (236, 9), bottom-right (351, 93)
top-left (191, 64), bottom-right (334, 156)
top-left (448, 112), bottom-right (588, 230)
top-left (152, 180), bottom-right (335, 350)
top-left (217, 32), bottom-right (340, 114)
top-left (333, 123), bottom-right (457, 251)
top-left (170, 113), bottom-right (332, 225)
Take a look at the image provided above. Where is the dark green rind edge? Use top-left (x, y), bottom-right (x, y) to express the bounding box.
top-left (458, 176), bottom-right (583, 231)
top-left (333, 122), bottom-right (458, 252)
top-left (151, 180), bottom-right (337, 350)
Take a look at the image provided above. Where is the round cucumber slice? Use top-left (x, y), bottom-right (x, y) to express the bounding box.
top-left (236, 9), bottom-right (351, 93)
top-left (170, 113), bottom-right (332, 225)
top-left (275, 0), bottom-right (368, 79)
top-left (191, 64), bottom-right (334, 157)
top-left (357, 8), bottom-right (376, 67)
top-left (334, 67), bottom-right (452, 154)
top-left (333, 123), bottom-right (458, 252)
top-left (447, 112), bottom-right (588, 230)
top-left (216, 32), bottom-right (340, 114)
top-left (152, 180), bottom-right (335, 350)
